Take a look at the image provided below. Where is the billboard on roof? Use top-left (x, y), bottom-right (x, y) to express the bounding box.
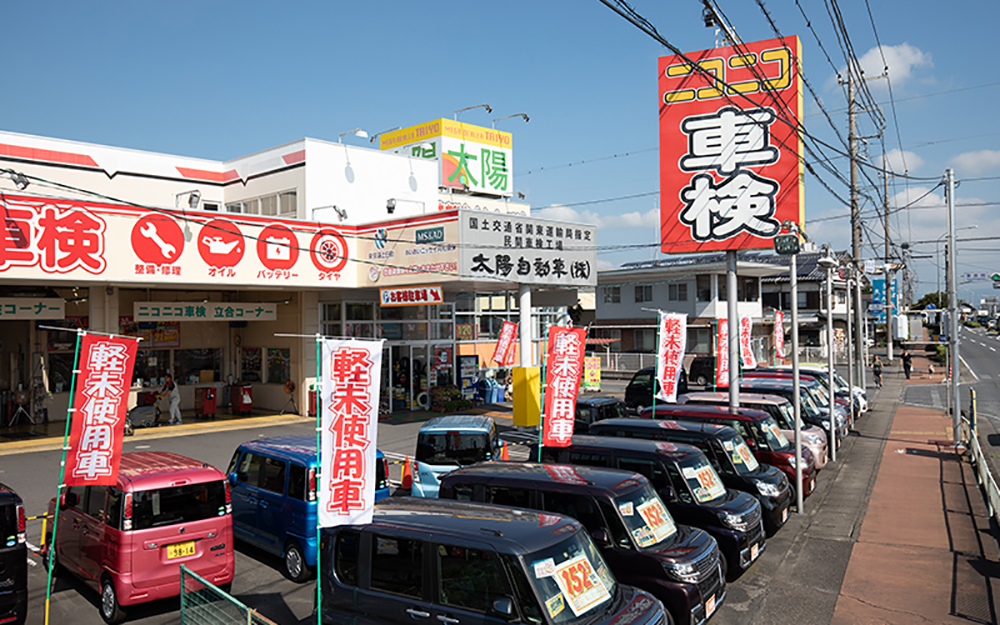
top-left (659, 36), bottom-right (804, 254)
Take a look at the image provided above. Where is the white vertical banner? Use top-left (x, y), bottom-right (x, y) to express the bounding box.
top-left (319, 338), bottom-right (385, 528)
top-left (773, 311), bottom-right (785, 362)
top-left (739, 316), bottom-right (757, 369)
top-left (655, 312), bottom-right (687, 403)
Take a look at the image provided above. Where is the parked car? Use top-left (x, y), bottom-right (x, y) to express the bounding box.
top-left (624, 367), bottom-right (688, 415)
top-left (741, 371), bottom-right (853, 424)
top-left (537, 435), bottom-right (766, 581)
top-left (588, 418), bottom-right (792, 536)
top-left (411, 415), bottom-right (506, 498)
top-left (318, 497), bottom-right (669, 625)
top-left (677, 392), bottom-right (828, 470)
top-left (687, 357), bottom-right (715, 387)
top-left (574, 396), bottom-right (629, 433)
top-left (43, 452), bottom-right (234, 624)
top-left (769, 365), bottom-right (868, 414)
top-left (0, 483), bottom-right (27, 625)
top-left (439, 463), bottom-right (725, 625)
top-left (226, 436), bottom-right (390, 582)
top-left (737, 379), bottom-right (849, 441)
top-left (638, 404), bottom-right (817, 498)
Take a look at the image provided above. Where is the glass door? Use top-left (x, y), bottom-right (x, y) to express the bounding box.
top-left (391, 345), bottom-right (411, 412)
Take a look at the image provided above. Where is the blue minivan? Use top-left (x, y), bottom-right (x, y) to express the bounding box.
top-left (227, 435), bottom-right (390, 582)
top-left (411, 415), bottom-right (506, 498)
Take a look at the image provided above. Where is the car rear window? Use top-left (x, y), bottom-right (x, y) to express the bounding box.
top-left (0, 502), bottom-right (17, 539)
top-left (416, 432), bottom-right (491, 466)
top-left (131, 481), bottom-right (227, 530)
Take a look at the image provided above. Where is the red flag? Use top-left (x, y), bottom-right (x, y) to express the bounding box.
top-left (491, 321), bottom-right (518, 366)
top-left (542, 327), bottom-right (587, 447)
top-left (715, 319), bottom-right (729, 388)
top-left (65, 334), bottom-right (138, 486)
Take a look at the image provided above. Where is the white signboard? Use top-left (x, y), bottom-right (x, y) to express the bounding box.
top-left (459, 210), bottom-right (597, 286)
top-left (0, 298), bottom-right (64, 320)
top-left (134, 302), bottom-right (277, 322)
top-left (379, 285), bottom-right (443, 307)
top-left (318, 338), bottom-right (385, 528)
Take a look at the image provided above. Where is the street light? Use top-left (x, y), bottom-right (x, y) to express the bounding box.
top-left (454, 103), bottom-right (492, 120)
top-left (491, 113), bottom-right (529, 129)
top-left (818, 246), bottom-right (839, 462)
top-left (337, 128), bottom-right (369, 143)
top-left (936, 225), bottom-right (978, 308)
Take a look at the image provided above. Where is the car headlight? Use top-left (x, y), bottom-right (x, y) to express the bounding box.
top-left (805, 433), bottom-right (824, 446)
top-left (756, 481), bottom-right (781, 497)
top-left (820, 420), bottom-right (831, 430)
top-left (721, 513), bottom-right (743, 529)
top-left (787, 455), bottom-right (797, 469)
top-left (662, 560), bottom-right (699, 582)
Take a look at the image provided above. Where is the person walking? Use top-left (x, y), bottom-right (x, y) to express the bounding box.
top-left (901, 349), bottom-right (912, 380)
top-left (161, 373), bottom-right (182, 425)
top-left (872, 355), bottom-right (883, 389)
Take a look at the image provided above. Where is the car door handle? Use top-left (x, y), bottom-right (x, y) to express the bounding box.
top-left (437, 616), bottom-right (460, 624)
top-left (406, 609), bottom-right (430, 618)
top-left (259, 500), bottom-right (268, 509)
top-left (246, 497), bottom-right (256, 505)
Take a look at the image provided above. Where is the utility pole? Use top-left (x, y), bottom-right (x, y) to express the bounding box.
top-left (848, 71), bottom-right (866, 389)
top-left (884, 170), bottom-right (893, 363)
top-left (946, 169), bottom-right (960, 443)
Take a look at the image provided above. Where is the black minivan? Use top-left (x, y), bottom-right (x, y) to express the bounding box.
top-left (318, 497), bottom-right (669, 625)
top-left (624, 367), bottom-right (688, 415)
top-left (537, 435), bottom-right (765, 580)
top-left (589, 419), bottom-right (791, 535)
top-left (0, 483), bottom-right (27, 625)
top-left (439, 463), bottom-right (725, 625)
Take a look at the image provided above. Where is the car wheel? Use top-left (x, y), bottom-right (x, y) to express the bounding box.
top-left (284, 540), bottom-right (310, 583)
top-left (43, 536), bottom-right (60, 576)
top-left (663, 607), bottom-right (676, 625)
top-left (720, 555), bottom-right (731, 582)
top-left (100, 577), bottom-right (126, 625)
top-left (634, 404), bottom-right (645, 416)
top-left (217, 582), bottom-right (233, 595)
top-left (695, 374), bottom-right (708, 386)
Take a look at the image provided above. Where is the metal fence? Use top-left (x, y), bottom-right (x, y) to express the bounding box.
top-left (964, 390), bottom-right (1000, 528)
top-left (595, 352), bottom-right (657, 372)
top-left (179, 565), bottom-right (277, 625)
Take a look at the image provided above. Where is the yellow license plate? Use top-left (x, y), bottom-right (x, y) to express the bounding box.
top-left (751, 544), bottom-right (760, 560)
top-left (706, 595), bottom-right (716, 617)
top-left (166, 541), bottom-right (195, 559)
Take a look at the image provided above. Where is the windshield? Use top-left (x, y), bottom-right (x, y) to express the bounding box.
top-left (1, 502), bottom-right (17, 539)
top-left (613, 483), bottom-right (679, 549)
top-left (805, 384), bottom-right (830, 408)
top-left (721, 436), bottom-right (760, 474)
top-left (759, 416), bottom-right (791, 451)
top-left (676, 455), bottom-right (727, 504)
top-left (131, 481), bottom-right (227, 530)
top-left (833, 372), bottom-right (850, 390)
top-left (416, 432), bottom-right (491, 466)
top-left (775, 402), bottom-right (797, 429)
top-left (799, 391), bottom-right (821, 417)
top-left (524, 531), bottom-right (617, 623)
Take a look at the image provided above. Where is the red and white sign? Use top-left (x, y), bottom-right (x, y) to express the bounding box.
top-left (659, 36), bottom-right (804, 254)
top-left (542, 326), bottom-right (587, 447)
top-left (310, 229), bottom-right (349, 274)
top-left (318, 338), bottom-right (385, 527)
top-left (379, 285), bottom-right (443, 307)
top-left (740, 316), bottom-right (757, 369)
top-left (131, 215), bottom-right (184, 265)
top-left (774, 311), bottom-right (785, 363)
top-left (716, 318), bottom-right (729, 388)
top-left (257, 224), bottom-right (299, 271)
top-left (198, 219), bottom-right (245, 268)
top-left (64, 334), bottom-right (138, 486)
top-left (492, 320), bottom-right (518, 365)
top-left (655, 313), bottom-right (687, 403)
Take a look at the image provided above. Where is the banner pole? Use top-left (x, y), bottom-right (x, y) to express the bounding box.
top-left (537, 323), bottom-right (550, 463)
top-left (314, 334), bottom-right (322, 625)
top-left (43, 330), bottom-right (85, 625)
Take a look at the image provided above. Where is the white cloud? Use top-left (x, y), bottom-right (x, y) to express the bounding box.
top-left (888, 185), bottom-right (942, 210)
top-left (532, 205), bottom-right (659, 230)
top-left (879, 149), bottom-right (924, 175)
top-left (829, 43), bottom-right (932, 91)
top-left (950, 150), bottom-right (1000, 176)
top-left (596, 259), bottom-right (616, 270)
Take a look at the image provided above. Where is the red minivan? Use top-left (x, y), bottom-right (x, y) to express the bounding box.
top-left (43, 452), bottom-right (234, 624)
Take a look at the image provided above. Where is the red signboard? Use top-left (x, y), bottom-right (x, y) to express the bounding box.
top-left (492, 321), bottom-right (518, 365)
top-left (659, 36), bottom-right (803, 253)
top-left (65, 334), bottom-right (138, 486)
top-left (542, 327), bottom-right (587, 447)
top-left (715, 319), bottom-right (729, 388)
top-left (655, 313), bottom-right (687, 403)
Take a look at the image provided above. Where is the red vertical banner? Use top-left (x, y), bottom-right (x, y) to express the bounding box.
top-left (492, 321), bottom-right (519, 365)
top-left (65, 334), bottom-right (138, 486)
top-left (656, 313), bottom-right (687, 403)
top-left (715, 319), bottom-right (729, 388)
top-left (740, 316), bottom-right (757, 369)
top-left (773, 311), bottom-right (785, 364)
top-left (542, 327), bottom-right (587, 447)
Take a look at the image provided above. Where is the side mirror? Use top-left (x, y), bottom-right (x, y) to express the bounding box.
top-left (63, 492), bottom-right (78, 507)
top-left (745, 438), bottom-right (756, 448)
top-left (658, 486), bottom-right (676, 502)
top-left (492, 597), bottom-right (515, 618)
top-left (590, 528), bottom-right (611, 548)
top-left (228, 473), bottom-right (238, 486)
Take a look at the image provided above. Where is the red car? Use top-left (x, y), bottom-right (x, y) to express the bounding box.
top-left (44, 452), bottom-right (234, 624)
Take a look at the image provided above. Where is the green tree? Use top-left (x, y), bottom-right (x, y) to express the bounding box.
top-left (913, 291), bottom-right (945, 309)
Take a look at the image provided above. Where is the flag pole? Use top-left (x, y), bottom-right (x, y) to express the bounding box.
top-left (537, 322), bottom-right (550, 463)
top-left (43, 330), bottom-right (85, 625)
top-left (314, 334), bottom-right (322, 625)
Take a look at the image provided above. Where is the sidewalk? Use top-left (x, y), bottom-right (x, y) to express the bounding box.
top-left (713, 364), bottom-right (999, 624)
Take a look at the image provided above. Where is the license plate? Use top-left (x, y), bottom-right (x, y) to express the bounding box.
top-left (782, 508), bottom-right (789, 523)
top-left (810, 478), bottom-right (816, 492)
top-left (751, 544), bottom-right (759, 560)
top-left (706, 594), bottom-right (716, 617)
top-left (166, 541), bottom-right (195, 559)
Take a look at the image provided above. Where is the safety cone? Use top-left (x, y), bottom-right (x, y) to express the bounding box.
top-left (401, 456), bottom-right (413, 490)
top-left (500, 443), bottom-right (509, 461)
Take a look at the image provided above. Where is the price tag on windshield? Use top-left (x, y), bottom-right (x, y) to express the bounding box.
top-left (636, 499), bottom-right (676, 543)
top-left (553, 554), bottom-right (612, 616)
top-left (693, 466), bottom-right (726, 502)
top-left (767, 423), bottom-right (788, 445)
top-left (733, 442), bottom-right (759, 471)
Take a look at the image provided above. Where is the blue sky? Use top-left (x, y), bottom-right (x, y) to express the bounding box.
top-left (4, 1), bottom-right (999, 304)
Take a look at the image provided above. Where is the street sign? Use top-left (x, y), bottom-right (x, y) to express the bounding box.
top-left (864, 259), bottom-right (875, 274)
top-left (962, 272), bottom-right (988, 282)
top-left (869, 300), bottom-right (885, 313)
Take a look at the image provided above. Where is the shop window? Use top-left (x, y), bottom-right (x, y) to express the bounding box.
top-left (175, 348), bottom-right (222, 385)
top-left (133, 349), bottom-right (172, 387)
top-left (454, 293), bottom-right (474, 312)
top-left (259, 194), bottom-right (278, 216)
top-left (225, 203), bottom-right (242, 213)
top-left (668, 283), bottom-right (688, 301)
top-left (431, 321), bottom-right (454, 340)
top-left (456, 315), bottom-right (476, 341)
top-left (241, 347), bottom-right (262, 382)
top-left (697, 275), bottom-right (712, 302)
top-left (634, 329), bottom-right (655, 353)
top-left (687, 327), bottom-right (711, 352)
top-left (202, 202), bottom-right (219, 211)
top-left (478, 315), bottom-right (507, 341)
top-left (738, 277), bottom-right (759, 302)
top-left (321, 302), bottom-right (342, 338)
top-left (279, 191), bottom-right (297, 217)
top-left (47, 353), bottom-right (75, 393)
top-left (347, 303), bottom-right (374, 320)
top-left (243, 198), bottom-right (259, 215)
top-left (717, 275), bottom-right (727, 300)
top-left (267, 348), bottom-right (291, 384)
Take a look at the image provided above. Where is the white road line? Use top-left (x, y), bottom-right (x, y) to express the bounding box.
top-left (992, 347), bottom-right (997, 352)
top-left (960, 356), bottom-right (981, 383)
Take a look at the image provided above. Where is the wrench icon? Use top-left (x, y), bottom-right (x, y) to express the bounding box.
top-left (139, 222), bottom-right (176, 257)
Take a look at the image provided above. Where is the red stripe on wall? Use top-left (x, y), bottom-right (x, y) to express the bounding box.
top-left (0, 143), bottom-right (99, 167)
top-left (282, 150), bottom-right (306, 165)
top-left (175, 167), bottom-right (225, 182)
